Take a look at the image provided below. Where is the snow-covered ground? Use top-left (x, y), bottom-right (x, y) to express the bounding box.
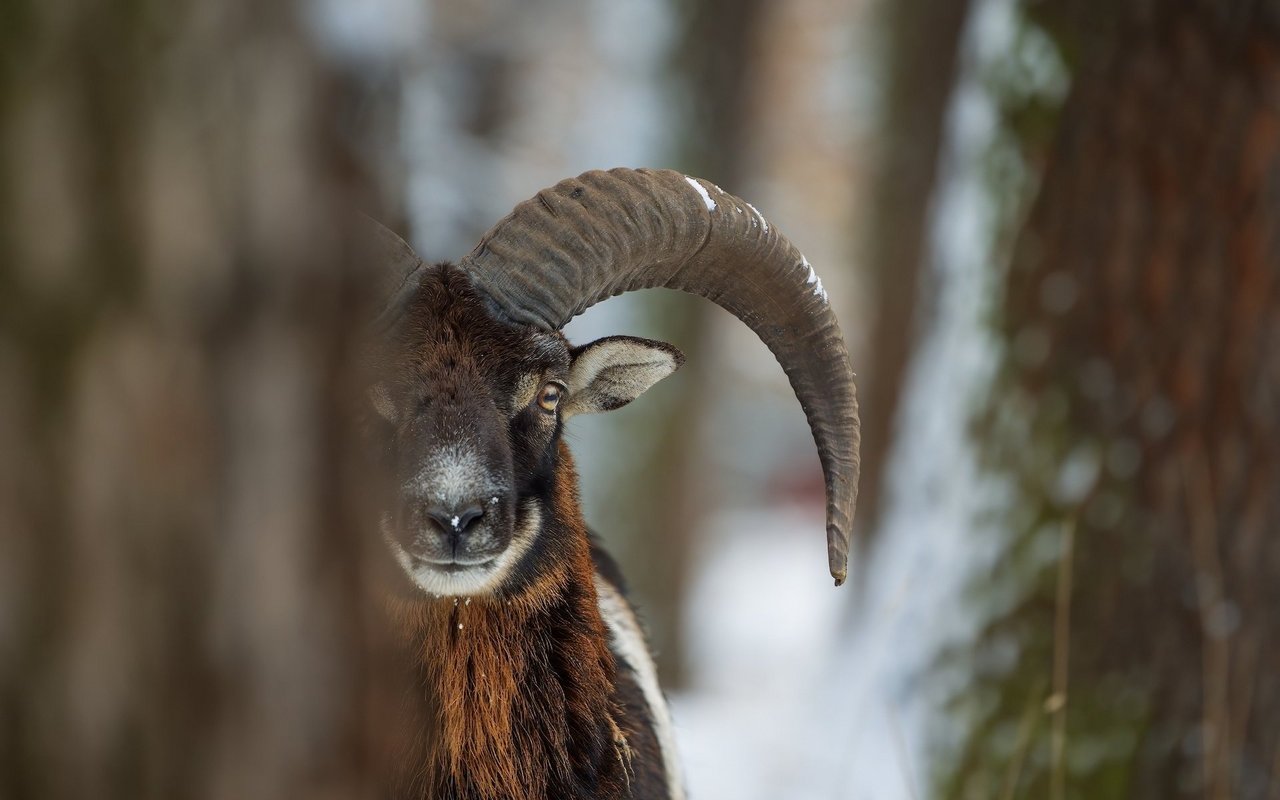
top-left (669, 506), bottom-right (844, 798)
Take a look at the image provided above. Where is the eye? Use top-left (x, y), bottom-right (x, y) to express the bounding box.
top-left (535, 382), bottom-right (563, 413)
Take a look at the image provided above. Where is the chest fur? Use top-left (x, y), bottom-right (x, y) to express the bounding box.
top-left (391, 581), bottom-right (632, 800)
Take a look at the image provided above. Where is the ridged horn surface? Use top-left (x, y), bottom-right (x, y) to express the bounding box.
top-left (458, 168), bottom-right (860, 584)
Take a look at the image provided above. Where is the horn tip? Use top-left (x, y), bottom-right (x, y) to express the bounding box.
top-left (828, 548), bottom-right (848, 586)
top-left (828, 521), bottom-right (850, 586)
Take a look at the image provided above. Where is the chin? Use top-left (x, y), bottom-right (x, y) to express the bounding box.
top-left (381, 499), bottom-right (542, 598)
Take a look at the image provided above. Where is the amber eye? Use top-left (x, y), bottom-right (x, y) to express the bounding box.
top-left (536, 382), bottom-right (563, 413)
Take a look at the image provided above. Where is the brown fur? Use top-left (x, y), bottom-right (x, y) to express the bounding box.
top-left (369, 266), bottom-right (680, 798)
top-left (385, 447), bottom-right (633, 800)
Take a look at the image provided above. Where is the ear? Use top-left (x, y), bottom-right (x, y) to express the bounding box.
top-left (562, 336), bottom-right (685, 418)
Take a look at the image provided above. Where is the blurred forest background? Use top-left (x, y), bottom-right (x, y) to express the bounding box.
top-left (3, 0), bottom-right (1279, 798)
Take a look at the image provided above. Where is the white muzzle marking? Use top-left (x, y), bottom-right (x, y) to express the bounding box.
top-left (382, 498), bottom-right (542, 597)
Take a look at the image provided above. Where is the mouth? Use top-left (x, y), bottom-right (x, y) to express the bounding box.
top-left (397, 549), bottom-right (504, 596)
top-left (412, 555), bottom-right (497, 573)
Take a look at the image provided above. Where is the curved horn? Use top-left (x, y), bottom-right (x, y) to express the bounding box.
top-left (457, 168), bottom-right (860, 585)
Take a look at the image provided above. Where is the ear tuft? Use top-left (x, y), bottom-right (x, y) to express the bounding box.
top-left (563, 336), bottom-right (684, 417)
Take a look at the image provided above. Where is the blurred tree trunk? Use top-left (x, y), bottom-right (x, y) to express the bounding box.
top-left (855, 0), bottom-right (971, 541)
top-left (0, 2), bottom-right (396, 798)
top-left (952, 2), bottom-right (1280, 797)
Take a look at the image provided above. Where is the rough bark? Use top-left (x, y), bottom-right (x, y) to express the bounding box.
top-left (950, 2), bottom-right (1280, 797)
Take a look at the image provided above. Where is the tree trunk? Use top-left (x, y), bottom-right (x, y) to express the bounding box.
top-left (854, 0), bottom-right (972, 542)
top-left (951, 2), bottom-right (1280, 797)
top-left (0, 2), bottom-right (397, 798)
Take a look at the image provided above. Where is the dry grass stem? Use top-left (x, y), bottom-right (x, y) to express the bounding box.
top-left (999, 678), bottom-right (1047, 800)
top-left (1049, 520), bottom-right (1075, 800)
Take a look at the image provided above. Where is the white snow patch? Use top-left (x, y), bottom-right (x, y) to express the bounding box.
top-left (801, 255), bottom-right (828, 303)
top-left (671, 506), bottom-right (843, 800)
top-left (684, 176), bottom-right (717, 211)
top-left (744, 201), bottom-right (768, 233)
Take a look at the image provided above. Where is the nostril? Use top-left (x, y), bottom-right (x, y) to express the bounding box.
top-left (425, 503), bottom-right (485, 535)
top-left (455, 504), bottom-right (484, 532)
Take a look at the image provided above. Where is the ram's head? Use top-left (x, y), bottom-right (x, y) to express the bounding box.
top-left (364, 168), bottom-right (860, 596)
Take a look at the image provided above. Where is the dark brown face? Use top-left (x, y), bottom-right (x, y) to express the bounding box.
top-left (367, 263), bottom-right (684, 597)
top-left (368, 265), bottom-right (573, 596)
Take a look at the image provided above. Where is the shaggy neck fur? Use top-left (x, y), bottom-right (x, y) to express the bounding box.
top-left (386, 450), bottom-right (631, 800)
